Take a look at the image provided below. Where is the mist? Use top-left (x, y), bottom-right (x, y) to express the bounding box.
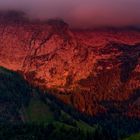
top-left (0, 0), bottom-right (140, 28)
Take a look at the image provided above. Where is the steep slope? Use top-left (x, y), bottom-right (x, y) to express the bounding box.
top-left (0, 67), bottom-right (140, 139)
top-left (0, 66), bottom-right (106, 140)
top-left (0, 19), bottom-right (140, 116)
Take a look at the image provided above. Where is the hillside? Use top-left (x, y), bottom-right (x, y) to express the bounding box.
top-left (0, 66), bottom-right (140, 139)
top-left (0, 66), bottom-right (113, 140)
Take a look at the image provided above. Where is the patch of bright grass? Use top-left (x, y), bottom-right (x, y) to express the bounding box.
top-left (123, 133), bottom-right (140, 140)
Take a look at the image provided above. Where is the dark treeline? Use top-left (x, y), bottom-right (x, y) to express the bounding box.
top-left (0, 67), bottom-right (31, 122)
top-left (0, 122), bottom-right (112, 140)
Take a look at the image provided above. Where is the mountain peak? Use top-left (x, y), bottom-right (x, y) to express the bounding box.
top-left (0, 21), bottom-right (140, 117)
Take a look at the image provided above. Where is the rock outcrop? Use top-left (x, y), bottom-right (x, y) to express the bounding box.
top-left (0, 17), bottom-right (140, 116)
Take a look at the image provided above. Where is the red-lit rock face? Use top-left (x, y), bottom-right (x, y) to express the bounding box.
top-left (0, 21), bottom-right (140, 116)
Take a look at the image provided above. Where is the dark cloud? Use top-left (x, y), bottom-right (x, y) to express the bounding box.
top-left (0, 0), bottom-right (140, 28)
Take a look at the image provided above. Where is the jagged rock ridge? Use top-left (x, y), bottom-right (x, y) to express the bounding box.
top-left (0, 17), bottom-right (140, 116)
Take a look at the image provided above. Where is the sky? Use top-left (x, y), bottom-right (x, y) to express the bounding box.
top-left (0, 0), bottom-right (140, 28)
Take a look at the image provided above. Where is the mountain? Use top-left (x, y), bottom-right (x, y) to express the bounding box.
top-left (0, 17), bottom-right (140, 118)
top-left (0, 11), bottom-right (140, 139)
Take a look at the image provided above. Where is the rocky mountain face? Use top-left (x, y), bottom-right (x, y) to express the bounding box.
top-left (0, 17), bottom-right (140, 117)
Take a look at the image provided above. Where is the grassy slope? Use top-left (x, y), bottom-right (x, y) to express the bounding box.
top-left (123, 133), bottom-right (140, 140)
top-left (26, 97), bottom-right (54, 123)
top-left (25, 93), bottom-right (95, 132)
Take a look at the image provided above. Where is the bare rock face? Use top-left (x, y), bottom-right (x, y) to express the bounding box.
top-left (0, 19), bottom-right (140, 116)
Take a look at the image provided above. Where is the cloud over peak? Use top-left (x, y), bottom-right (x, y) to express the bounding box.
top-left (0, 0), bottom-right (140, 28)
